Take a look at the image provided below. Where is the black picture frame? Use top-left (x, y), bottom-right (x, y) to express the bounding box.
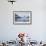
top-left (13, 11), bottom-right (32, 25)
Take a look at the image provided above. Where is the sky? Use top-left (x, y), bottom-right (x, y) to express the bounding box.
top-left (15, 12), bottom-right (31, 17)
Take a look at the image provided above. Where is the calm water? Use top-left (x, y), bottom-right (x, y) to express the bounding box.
top-left (15, 17), bottom-right (29, 22)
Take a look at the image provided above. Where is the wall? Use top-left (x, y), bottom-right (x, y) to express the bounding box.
top-left (0, 0), bottom-right (46, 42)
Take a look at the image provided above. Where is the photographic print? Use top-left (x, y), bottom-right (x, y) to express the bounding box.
top-left (13, 11), bottom-right (32, 25)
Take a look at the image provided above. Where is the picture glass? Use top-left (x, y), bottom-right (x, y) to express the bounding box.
top-left (13, 11), bottom-right (32, 25)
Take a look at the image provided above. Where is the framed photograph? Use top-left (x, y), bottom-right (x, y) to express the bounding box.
top-left (13, 11), bottom-right (32, 25)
